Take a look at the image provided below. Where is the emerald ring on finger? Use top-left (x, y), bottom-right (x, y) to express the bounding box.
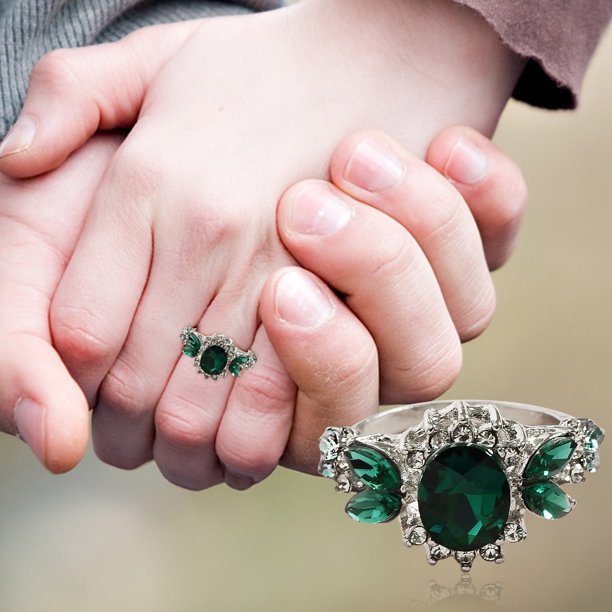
top-left (318, 400), bottom-right (604, 571)
top-left (180, 327), bottom-right (256, 380)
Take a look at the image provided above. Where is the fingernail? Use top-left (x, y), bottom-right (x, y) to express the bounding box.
top-left (14, 397), bottom-right (45, 463)
top-left (444, 136), bottom-right (488, 185)
top-left (0, 116), bottom-right (36, 158)
top-left (274, 269), bottom-right (335, 328)
top-left (287, 184), bottom-right (353, 235)
top-left (345, 136), bottom-right (405, 192)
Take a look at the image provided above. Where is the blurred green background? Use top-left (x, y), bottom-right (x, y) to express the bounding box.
top-left (1, 20), bottom-right (611, 612)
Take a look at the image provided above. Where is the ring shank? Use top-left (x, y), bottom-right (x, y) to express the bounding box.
top-left (354, 400), bottom-right (572, 435)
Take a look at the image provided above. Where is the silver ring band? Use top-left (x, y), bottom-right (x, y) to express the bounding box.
top-left (180, 326), bottom-right (256, 380)
top-left (319, 400), bottom-right (604, 571)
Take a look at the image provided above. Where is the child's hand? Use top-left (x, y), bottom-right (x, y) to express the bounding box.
top-left (0, 127), bottom-right (526, 485)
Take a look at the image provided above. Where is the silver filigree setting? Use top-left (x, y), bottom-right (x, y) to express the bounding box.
top-left (318, 400), bottom-right (604, 570)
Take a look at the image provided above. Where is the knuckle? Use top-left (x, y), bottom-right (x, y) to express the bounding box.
top-left (51, 303), bottom-right (115, 366)
top-left (217, 370), bottom-right (294, 480)
top-left (368, 234), bottom-right (416, 281)
top-left (181, 198), bottom-right (243, 251)
top-left (107, 142), bottom-right (166, 203)
top-left (234, 366), bottom-right (295, 413)
top-left (312, 339), bottom-right (378, 412)
top-left (493, 174), bottom-right (528, 233)
top-left (94, 444), bottom-right (150, 470)
top-left (418, 193), bottom-right (465, 246)
top-left (220, 444), bottom-right (278, 483)
top-left (99, 362), bottom-right (153, 420)
top-left (456, 285), bottom-right (496, 342)
top-left (157, 462), bottom-right (223, 491)
top-left (30, 49), bottom-right (82, 91)
top-left (155, 397), bottom-right (216, 450)
top-left (400, 338), bottom-right (462, 401)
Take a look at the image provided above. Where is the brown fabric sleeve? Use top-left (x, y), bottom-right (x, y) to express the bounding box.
top-left (454, 0), bottom-right (612, 109)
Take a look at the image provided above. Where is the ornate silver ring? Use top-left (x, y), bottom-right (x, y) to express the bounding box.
top-left (180, 326), bottom-right (256, 380)
top-left (318, 400), bottom-right (604, 570)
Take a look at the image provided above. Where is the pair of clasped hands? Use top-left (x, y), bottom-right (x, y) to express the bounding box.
top-left (0, 2), bottom-right (527, 490)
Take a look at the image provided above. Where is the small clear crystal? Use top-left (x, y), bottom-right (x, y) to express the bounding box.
top-left (480, 544), bottom-right (501, 562)
top-left (588, 452), bottom-right (601, 473)
top-left (429, 545), bottom-right (451, 561)
top-left (335, 474), bottom-right (351, 492)
top-left (454, 551), bottom-right (476, 568)
top-left (452, 424), bottom-right (473, 443)
top-left (406, 451), bottom-right (425, 469)
top-left (504, 522), bottom-right (526, 543)
top-left (319, 429), bottom-right (340, 460)
top-left (408, 526), bottom-right (427, 545)
top-left (476, 428), bottom-right (497, 448)
top-left (570, 463), bottom-right (585, 483)
top-left (429, 431), bottom-right (448, 450)
top-left (319, 461), bottom-right (336, 479)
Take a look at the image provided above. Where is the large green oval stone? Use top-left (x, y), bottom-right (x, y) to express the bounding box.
top-left (524, 436), bottom-right (576, 481)
top-left (345, 445), bottom-right (401, 491)
top-left (345, 490), bottom-right (401, 524)
top-left (418, 444), bottom-right (510, 551)
top-left (200, 345), bottom-right (228, 376)
top-left (523, 482), bottom-right (572, 520)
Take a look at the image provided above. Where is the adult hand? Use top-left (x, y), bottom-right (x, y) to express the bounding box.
top-left (0, 127), bottom-right (526, 485)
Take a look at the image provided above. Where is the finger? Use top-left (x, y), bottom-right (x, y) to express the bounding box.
top-left (0, 136), bottom-right (121, 471)
top-left (0, 22), bottom-right (198, 178)
top-left (329, 131), bottom-right (496, 341)
top-left (50, 147), bottom-right (153, 407)
top-left (260, 267), bottom-right (379, 474)
top-left (151, 291), bottom-right (259, 491)
top-left (0, 231), bottom-right (89, 470)
top-left (0, 336), bottom-right (89, 473)
top-left (216, 326), bottom-right (296, 490)
top-left (277, 180), bottom-right (462, 402)
top-left (426, 126), bottom-right (528, 270)
top-left (90, 206), bottom-right (224, 470)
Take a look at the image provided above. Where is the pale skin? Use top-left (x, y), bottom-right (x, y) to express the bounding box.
top-left (0, 0), bottom-right (527, 489)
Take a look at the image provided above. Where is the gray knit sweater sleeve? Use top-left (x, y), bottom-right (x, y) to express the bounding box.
top-left (0, 0), bottom-right (283, 138)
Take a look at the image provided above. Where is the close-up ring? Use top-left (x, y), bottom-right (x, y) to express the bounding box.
top-left (318, 400), bottom-right (604, 571)
top-left (180, 326), bottom-right (257, 380)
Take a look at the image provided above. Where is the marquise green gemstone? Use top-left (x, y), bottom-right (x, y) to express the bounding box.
top-left (229, 355), bottom-right (249, 377)
top-left (345, 490), bottom-right (401, 524)
top-left (522, 482), bottom-right (573, 520)
top-left (417, 444), bottom-right (510, 551)
top-left (586, 426), bottom-right (605, 452)
top-left (345, 445), bottom-right (401, 491)
top-left (524, 437), bottom-right (577, 480)
top-left (200, 345), bottom-right (228, 376)
top-left (182, 332), bottom-right (201, 358)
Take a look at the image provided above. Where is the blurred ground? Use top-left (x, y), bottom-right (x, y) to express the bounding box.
top-left (1, 18), bottom-right (611, 612)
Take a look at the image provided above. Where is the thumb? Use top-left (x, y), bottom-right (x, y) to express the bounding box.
top-left (260, 267), bottom-right (380, 474)
top-left (0, 22), bottom-right (197, 178)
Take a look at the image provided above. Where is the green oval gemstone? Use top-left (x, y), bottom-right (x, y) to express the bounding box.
top-left (524, 437), bottom-right (577, 481)
top-left (523, 482), bottom-right (573, 520)
top-left (200, 345), bottom-right (228, 376)
top-left (418, 444), bottom-right (510, 551)
top-left (345, 445), bottom-right (401, 491)
top-left (345, 490), bottom-right (401, 524)
top-left (182, 332), bottom-right (201, 358)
